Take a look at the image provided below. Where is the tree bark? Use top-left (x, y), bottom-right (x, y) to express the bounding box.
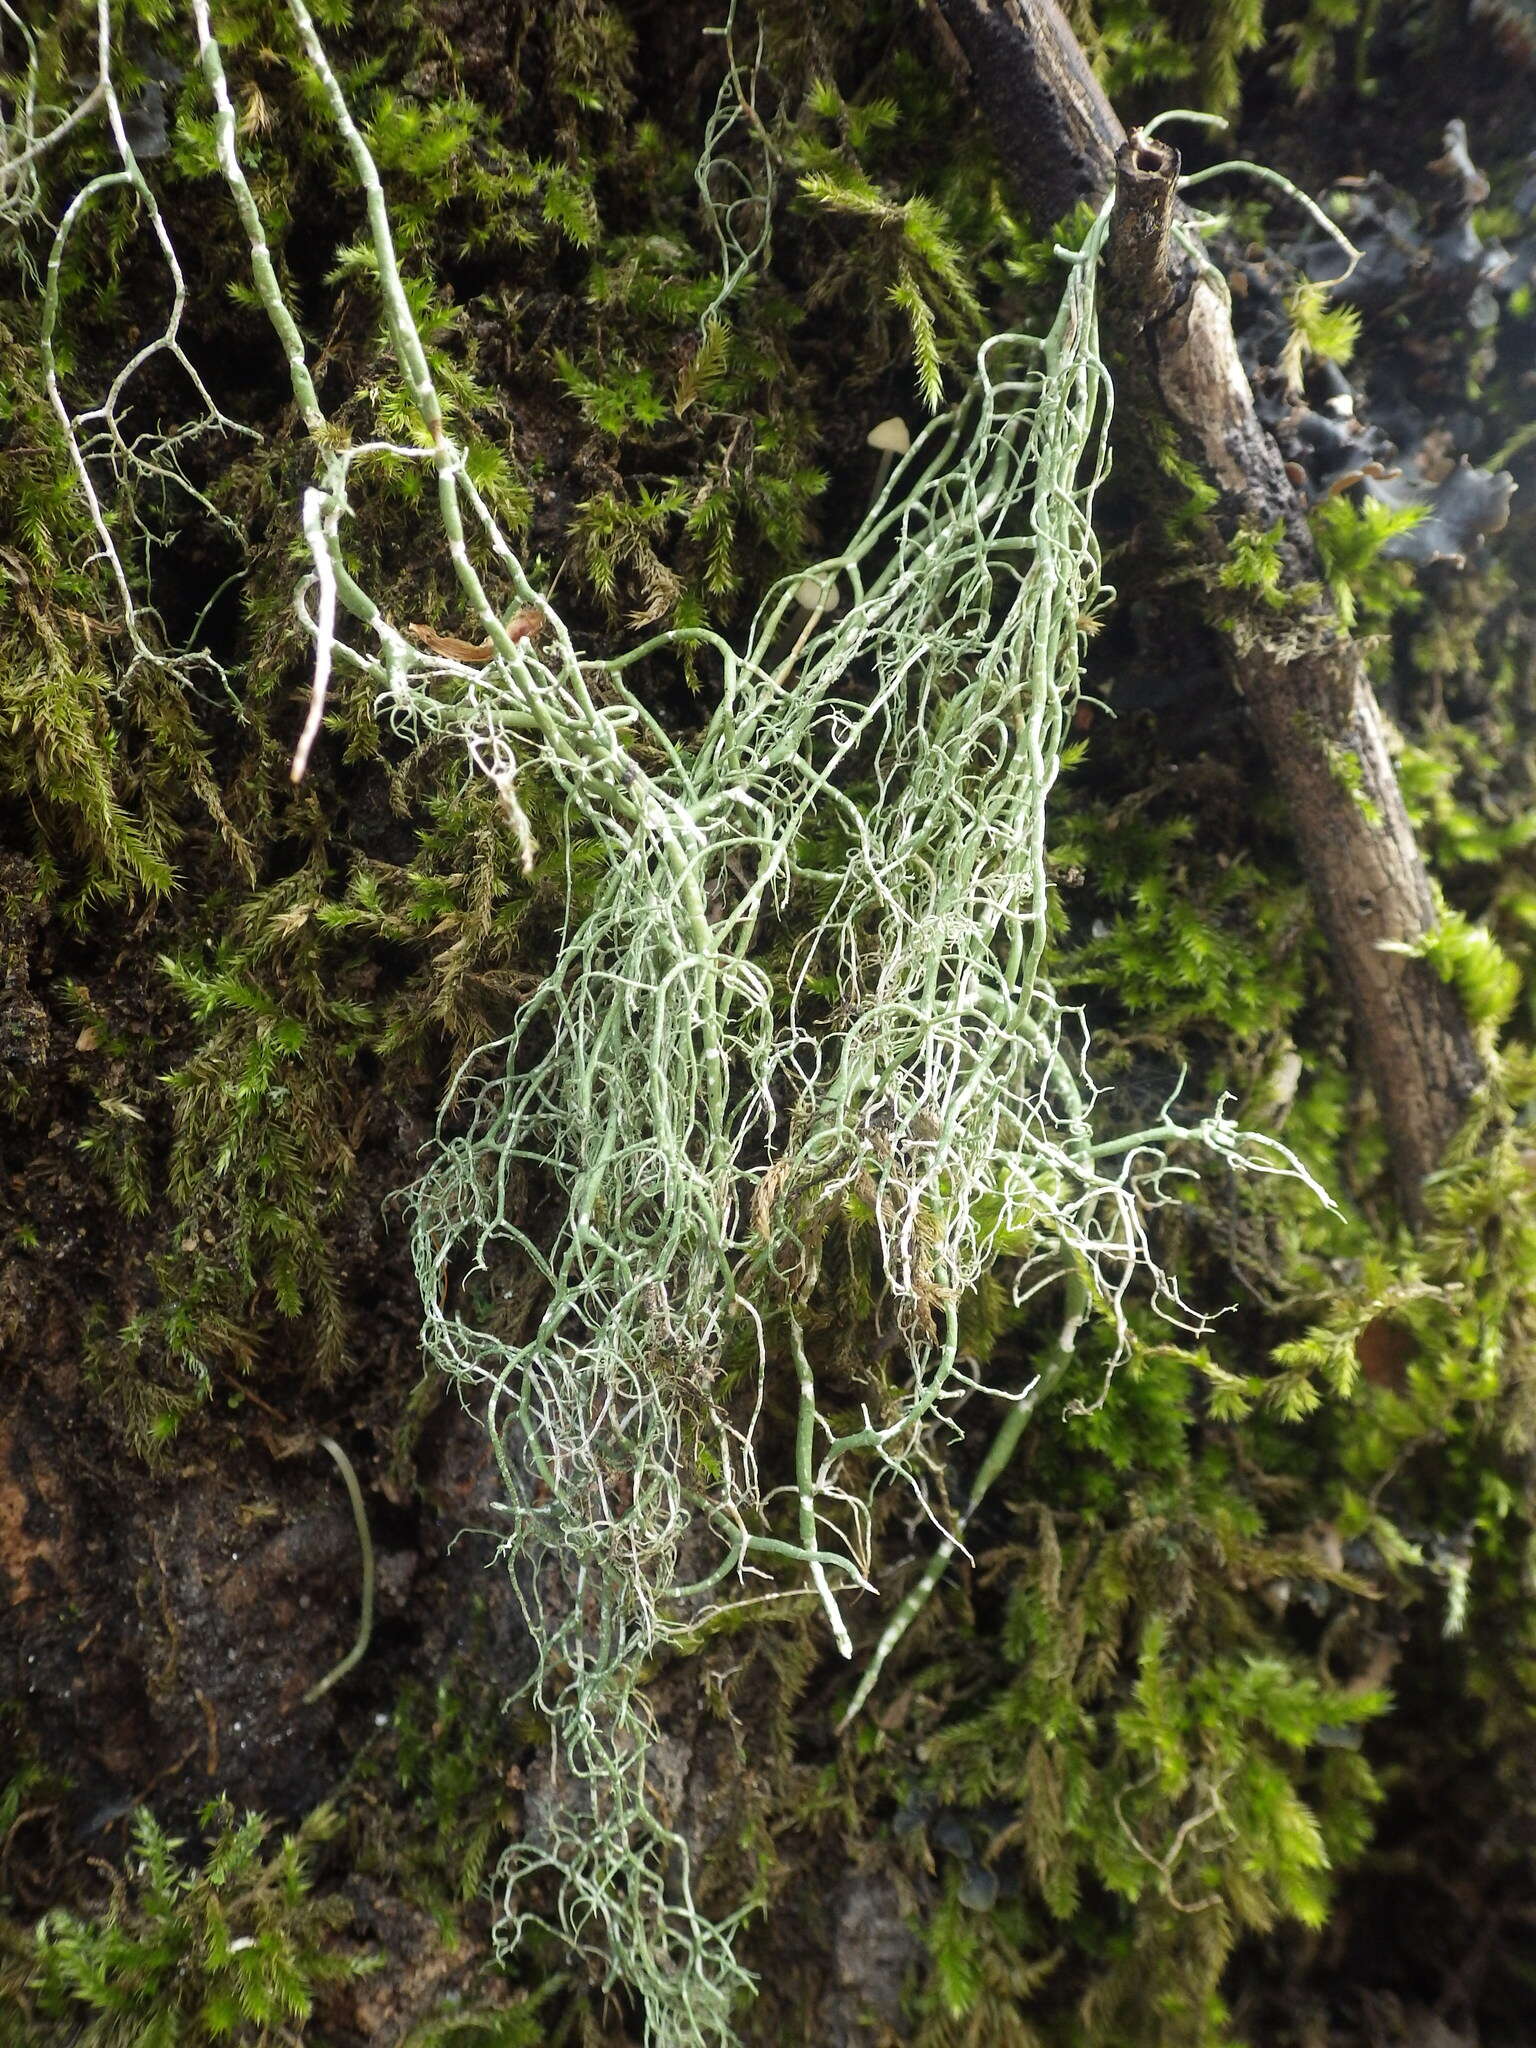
top-left (933, 0), bottom-right (1486, 1217)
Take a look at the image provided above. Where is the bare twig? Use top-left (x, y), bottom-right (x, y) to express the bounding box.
top-left (933, 0), bottom-right (1484, 1218)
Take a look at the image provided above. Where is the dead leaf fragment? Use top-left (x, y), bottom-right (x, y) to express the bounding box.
top-left (406, 607), bottom-right (544, 665)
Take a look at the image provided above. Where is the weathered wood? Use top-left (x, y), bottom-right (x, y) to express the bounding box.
top-left (934, 0), bottom-right (1485, 1217)
top-left (933, 0), bottom-right (1123, 229)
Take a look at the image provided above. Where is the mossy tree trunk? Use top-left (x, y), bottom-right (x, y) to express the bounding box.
top-left (3, 5), bottom-right (1536, 2047)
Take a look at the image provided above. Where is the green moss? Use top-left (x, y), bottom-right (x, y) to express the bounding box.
top-left (847, 1064), bottom-right (1536, 2042)
top-left (868, 1355), bottom-right (1388, 2047)
top-left (793, 163), bottom-right (985, 411)
top-left (1054, 804), bottom-right (1312, 1049)
top-left (1219, 519), bottom-right (1290, 611)
top-left (1307, 494), bottom-right (1425, 634)
top-left (364, 1666), bottom-right (527, 1914)
top-left (1322, 737), bottom-right (1384, 828)
top-left (396, 1992), bottom-right (571, 2048)
top-left (1280, 275), bottom-right (1362, 386)
top-left (1089, 0), bottom-right (1371, 114)
top-left (1407, 906), bottom-right (1521, 1036)
top-left (0, 1801), bottom-right (370, 2045)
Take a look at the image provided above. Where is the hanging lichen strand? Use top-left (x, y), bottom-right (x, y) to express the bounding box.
top-left (31, 5), bottom-right (1333, 2042)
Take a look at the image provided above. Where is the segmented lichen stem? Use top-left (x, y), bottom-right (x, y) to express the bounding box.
top-left (694, 0), bottom-right (774, 330)
top-left (837, 1276), bottom-right (1089, 1732)
top-left (0, 0), bottom-right (106, 232)
top-left (302, 1435), bottom-right (375, 1706)
top-left (34, 0), bottom-right (251, 689)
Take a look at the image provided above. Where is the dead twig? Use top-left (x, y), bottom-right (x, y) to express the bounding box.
top-left (932, 0), bottom-right (1484, 1218)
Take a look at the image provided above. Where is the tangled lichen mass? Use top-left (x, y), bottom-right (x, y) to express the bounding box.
top-left (18, 6), bottom-right (1345, 2043)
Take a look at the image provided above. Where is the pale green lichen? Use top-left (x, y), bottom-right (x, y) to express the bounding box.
top-left (21, 8), bottom-right (1341, 2043)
